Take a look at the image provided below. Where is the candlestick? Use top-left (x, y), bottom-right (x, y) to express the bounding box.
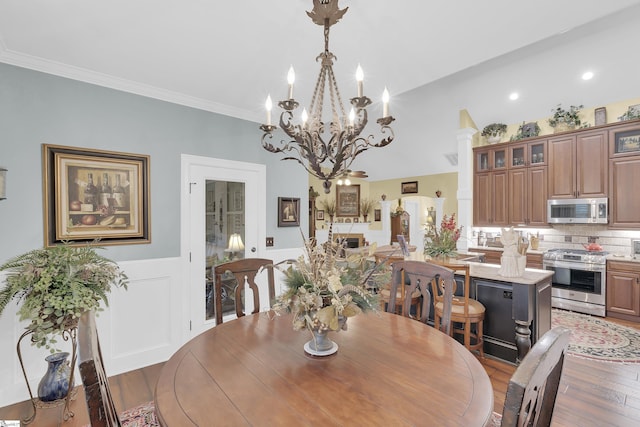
top-left (287, 66), bottom-right (295, 99)
top-left (265, 95), bottom-right (272, 125)
top-left (382, 87), bottom-right (390, 117)
top-left (356, 64), bottom-right (364, 97)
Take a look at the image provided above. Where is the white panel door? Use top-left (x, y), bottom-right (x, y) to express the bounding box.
top-left (181, 155), bottom-right (266, 338)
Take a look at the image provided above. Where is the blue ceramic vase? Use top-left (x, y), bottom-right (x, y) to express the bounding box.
top-left (37, 352), bottom-right (72, 402)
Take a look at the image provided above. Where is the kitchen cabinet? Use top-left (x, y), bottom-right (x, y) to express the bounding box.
top-left (478, 248), bottom-right (543, 269)
top-left (508, 140), bottom-right (547, 169)
top-left (508, 140), bottom-right (548, 227)
top-left (474, 171), bottom-right (508, 226)
top-left (479, 248), bottom-right (502, 265)
top-left (608, 121), bottom-right (640, 229)
top-left (606, 260), bottom-right (640, 322)
top-left (526, 252), bottom-right (544, 269)
top-left (508, 165), bottom-right (548, 227)
top-left (473, 273), bottom-right (551, 363)
top-left (609, 155), bottom-right (640, 228)
top-left (548, 129), bottom-right (608, 199)
top-left (473, 146), bottom-right (508, 226)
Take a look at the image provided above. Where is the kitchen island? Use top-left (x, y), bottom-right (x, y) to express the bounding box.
top-left (465, 262), bottom-right (553, 363)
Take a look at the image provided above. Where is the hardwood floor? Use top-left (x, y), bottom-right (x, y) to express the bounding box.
top-left (1, 317), bottom-right (640, 426)
top-left (0, 363), bottom-right (163, 427)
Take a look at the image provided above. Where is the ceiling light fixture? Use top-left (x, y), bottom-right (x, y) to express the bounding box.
top-left (582, 71), bottom-right (594, 80)
top-left (509, 92), bottom-right (519, 101)
top-left (260, 0), bottom-right (395, 193)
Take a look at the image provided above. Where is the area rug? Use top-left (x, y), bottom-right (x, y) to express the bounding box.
top-left (551, 309), bottom-right (640, 363)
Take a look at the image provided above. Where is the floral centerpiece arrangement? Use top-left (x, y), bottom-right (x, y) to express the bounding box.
top-left (0, 243), bottom-right (128, 350)
top-left (272, 229), bottom-right (383, 353)
top-left (424, 213), bottom-right (462, 259)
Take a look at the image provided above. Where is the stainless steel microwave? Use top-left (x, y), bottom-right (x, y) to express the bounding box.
top-left (547, 198), bottom-right (608, 224)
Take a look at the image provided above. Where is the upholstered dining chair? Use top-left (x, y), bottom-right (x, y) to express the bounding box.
top-left (78, 310), bottom-right (159, 427)
top-left (214, 258), bottom-right (275, 324)
top-left (430, 262), bottom-right (485, 356)
top-left (387, 260), bottom-right (454, 334)
top-left (374, 253), bottom-right (422, 317)
top-left (491, 326), bottom-right (571, 427)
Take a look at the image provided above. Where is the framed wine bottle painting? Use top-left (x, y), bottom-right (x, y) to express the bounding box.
top-left (42, 144), bottom-right (150, 246)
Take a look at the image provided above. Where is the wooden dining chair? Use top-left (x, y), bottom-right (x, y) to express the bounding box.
top-left (387, 260), bottom-right (454, 334)
top-left (214, 258), bottom-right (275, 324)
top-left (77, 310), bottom-right (159, 427)
top-left (374, 253), bottom-right (422, 317)
top-left (430, 262), bottom-right (485, 356)
top-left (491, 326), bottom-right (571, 427)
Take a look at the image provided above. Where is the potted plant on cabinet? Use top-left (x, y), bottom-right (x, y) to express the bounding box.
top-left (548, 104), bottom-right (587, 132)
top-left (510, 121), bottom-right (541, 141)
top-left (481, 123), bottom-right (507, 144)
top-left (618, 105), bottom-right (640, 122)
top-left (0, 243), bottom-right (128, 351)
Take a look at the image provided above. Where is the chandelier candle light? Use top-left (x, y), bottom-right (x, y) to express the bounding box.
top-left (260, 0), bottom-right (395, 193)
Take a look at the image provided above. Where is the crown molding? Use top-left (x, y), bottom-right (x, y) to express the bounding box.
top-left (0, 38), bottom-right (261, 124)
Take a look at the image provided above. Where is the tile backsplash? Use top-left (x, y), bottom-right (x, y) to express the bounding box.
top-left (473, 225), bottom-right (640, 256)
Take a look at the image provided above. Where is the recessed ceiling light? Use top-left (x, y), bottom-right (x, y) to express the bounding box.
top-left (509, 92), bottom-right (519, 101)
top-left (582, 71), bottom-right (594, 80)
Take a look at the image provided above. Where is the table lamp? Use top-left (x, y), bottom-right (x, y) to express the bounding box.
top-left (226, 233), bottom-right (245, 260)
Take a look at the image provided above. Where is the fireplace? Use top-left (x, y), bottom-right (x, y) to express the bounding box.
top-left (335, 233), bottom-right (364, 248)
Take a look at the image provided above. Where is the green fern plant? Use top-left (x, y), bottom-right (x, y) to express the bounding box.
top-left (0, 243), bottom-right (127, 351)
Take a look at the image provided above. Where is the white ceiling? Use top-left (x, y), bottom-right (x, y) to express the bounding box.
top-left (2, 0), bottom-right (640, 180)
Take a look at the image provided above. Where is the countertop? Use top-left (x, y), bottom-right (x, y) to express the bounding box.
top-left (465, 261), bottom-right (554, 285)
top-left (467, 245), bottom-right (546, 255)
top-left (606, 254), bottom-right (640, 264)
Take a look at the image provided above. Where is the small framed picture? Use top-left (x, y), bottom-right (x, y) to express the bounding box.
top-left (277, 197), bottom-right (300, 227)
top-left (615, 129), bottom-right (640, 154)
top-left (353, 217), bottom-right (359, 223)
top-left (401, 181), bottom-right (418, 194)
top-left (595, 107), bottom-right (607, 126)
top-left (316, 210), bottom-right (325, 221)
top-left (374, 209), bottom-right (381, 221)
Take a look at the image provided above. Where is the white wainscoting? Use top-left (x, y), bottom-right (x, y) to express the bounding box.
top-left (0, 247), bottom-right (307, 408)
top-left (0, 257), bottom-right (183, 408)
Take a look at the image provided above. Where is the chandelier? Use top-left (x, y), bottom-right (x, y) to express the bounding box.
top-left (260, 0), bottom-right (395, 194)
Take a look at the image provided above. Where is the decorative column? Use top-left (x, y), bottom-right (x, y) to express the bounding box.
top-left (380, 200), bottom-right (392, 244)
top-left (456, 128), bottom-right (476, 252)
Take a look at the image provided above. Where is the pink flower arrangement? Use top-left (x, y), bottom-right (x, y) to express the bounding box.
top-left (424, 213), bottom-right (462, 258)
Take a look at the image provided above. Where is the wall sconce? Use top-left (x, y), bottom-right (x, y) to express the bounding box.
top-left (0, 168), bottom-right (6, 200)
top-left (226, 233), bottom-right (245, 260)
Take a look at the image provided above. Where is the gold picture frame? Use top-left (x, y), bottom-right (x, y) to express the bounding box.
top-left (43, 144), bottom-right (150, 246)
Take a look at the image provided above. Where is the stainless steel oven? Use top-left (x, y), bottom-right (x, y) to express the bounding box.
top-left (542, 248), bottom-right (607, 316)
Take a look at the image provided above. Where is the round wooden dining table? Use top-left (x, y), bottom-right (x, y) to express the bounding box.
top-left (154, 311), bottom-right (494, 426)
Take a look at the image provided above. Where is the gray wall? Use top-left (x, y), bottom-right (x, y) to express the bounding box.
top-left (0, 62), bottom-right (308, 263)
